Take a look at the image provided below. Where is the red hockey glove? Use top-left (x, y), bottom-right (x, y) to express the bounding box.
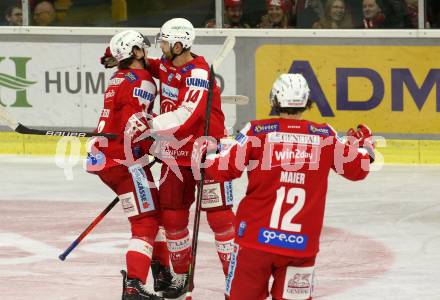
top-left (100, 46), bottom-right (118, 69)
top-left (125, 113), bottom-right (150, 143)
top-left (347, 124), bottom-right (375, 162)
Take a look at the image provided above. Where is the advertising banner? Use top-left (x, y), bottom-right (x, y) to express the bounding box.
top-left (256, 45), bottom-right (440, 134)
top-left (0, 42), bottom-right (236, 128)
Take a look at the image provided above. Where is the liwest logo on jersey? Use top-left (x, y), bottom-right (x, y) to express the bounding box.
top-left (258, 228), bottom-right (308, 250)
top-left (308, 124), bottom-right (331, 136)
top-left (161, 83), bottom-right (178, 100)
top-left (133, 87), bottom-right (155, 102)
top-left (253, 123), bottom-right (280, 134)
top-left (125, 72), bottom-right (138, 83)
top-left (186, 77), bottom-right (210, 90)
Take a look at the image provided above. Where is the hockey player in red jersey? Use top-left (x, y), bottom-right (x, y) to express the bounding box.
top-left (88, 30), bottom-right (163, 300)
top-left (100, 45), bottom-right (173, 295)
top-left (139, 18), bottom-right (235, 298)
top-left (204, 73), bottom-right (375, 300)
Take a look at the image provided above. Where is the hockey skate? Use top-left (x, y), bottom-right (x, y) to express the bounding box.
top-left (121, 270), bottom-right (163, 300)
top-left (151, 260), bottom-right (173, 292)
top-left (162, 272), bottom-right (190, 299)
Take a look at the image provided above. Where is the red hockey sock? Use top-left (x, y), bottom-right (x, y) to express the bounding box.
top-left (162, 209), bottom-right (191, 274)
top-left (152, 226), bottom-right (170, 267)
top-left (207, 209), bottom-right (235, 276)
top-left (166, 228), bottom-right (191, 274)
top-left (127, 216), bottom-right (159, 284)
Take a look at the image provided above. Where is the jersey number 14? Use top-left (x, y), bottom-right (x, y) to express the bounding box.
top-left (270, 187), bottom-right (305, 232)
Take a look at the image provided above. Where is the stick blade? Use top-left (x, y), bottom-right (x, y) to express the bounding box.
top-left (0, 105), bottom-right (19, 130)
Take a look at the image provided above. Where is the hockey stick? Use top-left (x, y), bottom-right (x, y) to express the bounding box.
top-left (221, 95), bottom-right (249, 105)
top-left (0, 105), bottom-right (116, 139)
top-left (59, 158), bottom-right (157, 261)
top-left (188, 65), bottom-right (215, 292)
top-left (185, 35), bottom-right (237, 295)
top-left (212, 36), bottom-right (236, 70)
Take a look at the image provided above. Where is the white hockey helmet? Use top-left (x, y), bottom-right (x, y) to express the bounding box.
top-left (109, 30), bottom-right (150, 62)
top-left (270, 73), bottom-right (310, 108)
top-left (157, 18), bottom-right (195, 50)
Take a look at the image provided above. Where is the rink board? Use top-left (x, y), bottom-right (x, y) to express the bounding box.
top-left (0, 132), bottom-right (439, 164)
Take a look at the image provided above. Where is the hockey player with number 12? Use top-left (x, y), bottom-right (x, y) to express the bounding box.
top-left (205, 73), bottom-right (375, 300)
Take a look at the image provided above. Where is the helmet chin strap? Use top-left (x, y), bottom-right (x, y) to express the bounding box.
top-left (170, 42), bottom-right (186, 61)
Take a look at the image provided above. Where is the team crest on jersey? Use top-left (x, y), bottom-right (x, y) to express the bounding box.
top-left (308, 124), bottom-right (331, 136)
top-left (167, 73), bottom-right (175, 84)
top-left (125, 72), bottom-right (139, 83)
top-left (253, 123), bottom-right (280, 134)
top-left (186, 77), bottom-right (209, 89)
top-left (133, 87), bottom-right (155, 102)
top-left (181, 64), bottom-right (195, 74)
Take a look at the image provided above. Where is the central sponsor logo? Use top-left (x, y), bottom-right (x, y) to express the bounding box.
top-left (258, 228), bottom-right (308, 250)
top-left (268, 132), bottom-right (321, 145)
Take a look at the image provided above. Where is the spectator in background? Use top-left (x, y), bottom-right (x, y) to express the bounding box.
top-left (296, 0), bottom-right (325, 28)
top-left (258, 0), bottom-right (292, 28)
top-left (289, 0), bottom-right (298, 27)
top-left (361, 0), bottom-right (385, 28)
top-left (33, 0), bottom-right (56, 26)
top-left (205, 0), bottom-right (250, 28)
top-left (404, 0), bottom-right (418, 28)
top-left (4, 5), bottom-right (22, 26)
top-left (312, 0), bottom-right (352, 28)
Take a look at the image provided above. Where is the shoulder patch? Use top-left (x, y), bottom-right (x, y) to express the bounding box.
top-left (308, 124), bottom-right (331, 136)
top-left (252, 122), bottom-right (280, 135)
top-left (181, 64), bottom-right (195, 74)
top-left (125, 72), bottom-right (139, 83)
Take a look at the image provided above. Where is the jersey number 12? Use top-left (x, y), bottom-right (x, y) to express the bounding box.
top-left (270, 186), bottom-right (305, 232)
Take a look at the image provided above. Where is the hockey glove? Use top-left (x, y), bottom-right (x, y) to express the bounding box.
top-left (100, 47), bottom-right (118, 69)
top-left (347, 124), bottom-right (375, 162)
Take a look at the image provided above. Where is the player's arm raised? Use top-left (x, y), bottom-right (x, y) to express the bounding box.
top-left (332, 124), bottom-right (374, 181)
top-left (205, 122), bottom-right (255, 182)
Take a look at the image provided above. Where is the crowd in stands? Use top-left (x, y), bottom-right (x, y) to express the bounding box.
top-left (2, 0), bottom-right (440, 29)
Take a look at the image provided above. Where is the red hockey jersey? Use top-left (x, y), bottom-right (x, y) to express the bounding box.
top-left (87, 68), bottom-right (157, 172)
top-left (147, 55), bottom-right (226, 166)
top-left (205, 118), bottom-right (371, 257)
